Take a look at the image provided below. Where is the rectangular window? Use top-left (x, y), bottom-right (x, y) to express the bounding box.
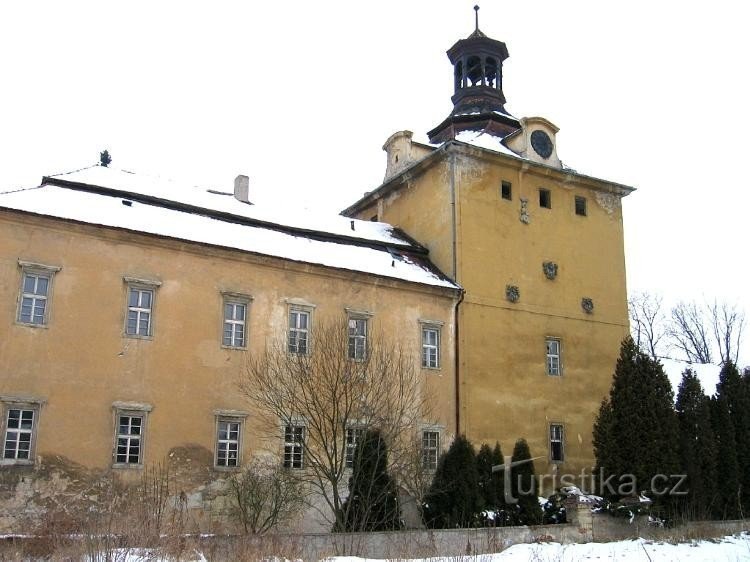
top-left (288, 308), bottom-right (310, 354)
top-left (223, 300), bottom-right (247, 348)
top-left (501, 181), bottom-right (512, 201)
top-left (283, 424), bottom-right (305, 469)
top-left (348, 317), bottom-right (368, 361)
top-left (16, 261), bottom-right (60, 327)
top-left (575, 196), bottom-right (587, 216)
top-left (539, 188), bottom-right (551, 209)
top-left (216, 419), bottom-right (241, 468)
top-left (126, 288), bottom-right (153, 336)
top-left (550, 424), bottom-right (564, 462)
top-left (422, 430), bottom-right (440, 470)
top-left (3, 408), bottom-right (35, 461)
top-left (116, 414), bottom-right (143, 465)
top-left (345, 427), bottom-right (365, 468)
top-left (422, 326), bottom-right (441, 369)
top-left (546, 338), bottom-right (561, 376)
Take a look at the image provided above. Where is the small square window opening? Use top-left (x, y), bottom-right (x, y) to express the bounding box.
top-left (501, 181), bottom-right (512, 201)
top-left (539, 188), bottom-right (551, 209)
top-left (575, 196), bottom-right (587, 216)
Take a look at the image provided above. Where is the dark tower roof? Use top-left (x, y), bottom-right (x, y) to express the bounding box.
top-left (428, 7), bottom-right (521, 144)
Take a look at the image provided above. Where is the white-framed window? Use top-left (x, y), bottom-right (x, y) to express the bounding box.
top-left (222, 292), bottom-right (251, 349)
top-left (421, 430), bottom-right (440, 470)
top-left (348, 318), bottom-right (368, 361)
top-left (124, 277), bottom-right (161, 338)
top-left (283, 424), bottom-right (305, 469)
top-left (345, 427), bottom-right (365, 468)
top-left (16, 260), bottom-right (61, 327)
top-left (112, 401), bottom-right (152, 468)
top-left (546, 338), bottom-right (561, 376)
top-left (288, 308), bottom-right (311, 355)
top-left (421, 325), bottom-right (441, 369)
top-left (550, 423), bottom-right (564, 462)
top-left (1, 397), bottom-right (43, 465)
top-left (216, 420), bottom-right (241, 468)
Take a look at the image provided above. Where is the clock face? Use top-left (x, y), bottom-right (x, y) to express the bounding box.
top-left (530, 130), bottom-right (553, 159)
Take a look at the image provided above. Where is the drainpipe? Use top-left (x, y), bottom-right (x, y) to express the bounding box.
top-left (454, 288), bottom-right (465, 436)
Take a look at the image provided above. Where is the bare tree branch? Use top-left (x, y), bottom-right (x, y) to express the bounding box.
top-left (669, 301), bottom-right (713, 364)
top-left (238, 317), bottom-right (434, 530)
top-left (709, 300), bottom-right (746, 365)
top-left (628, 291), bottom-right (667, 359)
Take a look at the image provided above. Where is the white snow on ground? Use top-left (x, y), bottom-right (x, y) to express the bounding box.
top-left (0, 184), bottom-right (456, 289)
top-left (41, 166), bottom-right (409, 247)
top-left (328, 534), bottom-right (750, 562)
top-left (661, 358), bottom-right (722, 396)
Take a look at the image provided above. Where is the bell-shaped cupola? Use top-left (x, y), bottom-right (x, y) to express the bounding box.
top-left (428, 6), bottom-right (521, 144)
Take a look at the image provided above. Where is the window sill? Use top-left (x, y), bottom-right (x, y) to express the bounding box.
top-left (112, 462), bottom-right (144, 470)
top-left (221, 345), bottom-right (247, 351)
top-left (213, 465), bottom-right (241, 472)
top-left (421, 365), bottom-right (441, 371)
top-left (0, 459), bottom-right (34, 467)
top-left (15, 321), bottom-right (48, 330)
top-left (123, 334), bottom-right (153, 341)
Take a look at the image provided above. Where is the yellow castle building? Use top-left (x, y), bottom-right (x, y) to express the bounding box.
top-left (0, 16), bottom-right (632, 531)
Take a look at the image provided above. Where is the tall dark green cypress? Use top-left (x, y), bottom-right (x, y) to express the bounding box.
top-left (710, 395), bottom-right (740, 519)
top-left (593, 338), bottom-right (680, 501)
top-left (476, 442), bottom-right (505, 524)
top-left (423, 435), bottom-right (480, 528)
top-left (336, 430), bottom-right (401, 532)
top-left (675, 369), bottom-right (717, 519)
top-left (509, 438), bottom-right (542, 525)
top-left (717, 361), bottom-right (750, 515)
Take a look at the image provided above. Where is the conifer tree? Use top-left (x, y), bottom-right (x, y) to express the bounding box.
top-left (336, 430), bottom-right (401, 532)
top-left (423, 435), bottom-right (479, 528)
top-left (99, 149), bottom-right (112, 167)
top-left (710, 395), bottom-right (740, 519)
top-left (716, 360), bottom-right (750, 514)
top-left (509, 438), bottom-right (542, 525)
top-left (592, 338), bottom-right (680, 501)
top-left (476, 442), bottom-right (505, 524)
top-left (675, 369), bottom-right (717, 519)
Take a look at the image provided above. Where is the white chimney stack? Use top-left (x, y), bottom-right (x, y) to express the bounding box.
top-left (234, 175), bottom-right (250, 203)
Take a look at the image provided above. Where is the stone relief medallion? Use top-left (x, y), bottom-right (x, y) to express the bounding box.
top-left (543, 261), bottom-right (558, 280)
top-left (519, 198), bottom-right (530, 224)
top-left (581, 297), bottom-right (594, 314)
top-left (506, 285), bottom-right (520, 303)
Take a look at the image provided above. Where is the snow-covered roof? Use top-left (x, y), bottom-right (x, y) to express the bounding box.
top-left (0, 168), bottom-right (459, 290)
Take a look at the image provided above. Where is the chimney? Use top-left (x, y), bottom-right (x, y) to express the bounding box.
top-left (234, 175), bottom-right (250, 203)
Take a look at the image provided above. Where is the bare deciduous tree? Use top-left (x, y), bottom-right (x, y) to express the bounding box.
top-left (669, 301), bottom-right (713, 364)
top-left (628, 291), bottom-right (667, 359)
top-left (238, 317), bottom-right (433, 530)
top-left (228, 456), bottom-right (308, 534)
top-left (709, 300), bottom-right (745, 365)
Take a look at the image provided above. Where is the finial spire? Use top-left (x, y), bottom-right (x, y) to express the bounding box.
top-left (474, 5), bottom-right (480, 32)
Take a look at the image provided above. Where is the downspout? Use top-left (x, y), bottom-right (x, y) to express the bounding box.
top-left (448, 149), bottom-right (463, 435)
top-left (454, 288), bottom-right (465, 436)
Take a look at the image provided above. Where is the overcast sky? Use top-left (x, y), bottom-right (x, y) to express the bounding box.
top-left (1, 1), bottom-right (748, 363)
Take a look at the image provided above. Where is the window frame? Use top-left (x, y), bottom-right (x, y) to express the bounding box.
top-left (575, 195), bottom-right (587, 216)
top-left (549, 423), bottom-right (565, 463)
top-left (221, 292), bottom-right (252, 350)
top-left (546, 337), bottom-right (562, 376)
top-left (283, 421), bottom-right (306, 469)
top-left (287, 302), bottom-right (314, 356)
top-left (501, 180), bottom-right (512, 201)
top-left (123, 277), bottom-right (161, 340)
top-left (539, 188), bottom-right (552, 209)
top-left (345, 426), bottom-right (365, 469)
top-left (112, 401), bottom-right (152, 469)
top-left (214, 409), bottom-right (247, 470)
top-left (0, 396), bottom-right (44, 466)
top-left (419, 320), bottom-right (443, 370)
top-left (16, 260), bottom-right (61, 328)
top-left (345, 308), bottom-right (373, 362)
top-left (421, 429), bottom-right (440, 471)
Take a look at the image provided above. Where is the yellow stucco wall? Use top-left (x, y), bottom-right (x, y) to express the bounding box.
top-left (354, 142), bottom-right (630, 490)
top-left (0, 212), bottom-right (457, 473)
